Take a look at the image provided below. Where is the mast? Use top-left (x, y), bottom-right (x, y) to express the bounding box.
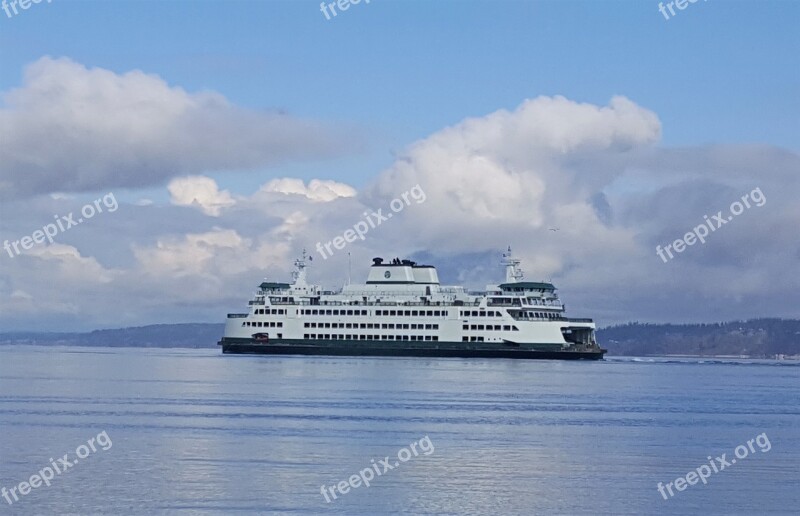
top-left (501, 246), bottom-right (524, 283)
top-left (292, 249), bottom-right (310, 286)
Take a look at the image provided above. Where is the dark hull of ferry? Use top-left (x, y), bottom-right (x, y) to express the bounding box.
top-left (219, 338), bottom-right (606, 360)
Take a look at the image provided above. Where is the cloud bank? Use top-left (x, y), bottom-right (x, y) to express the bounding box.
top-left (0, 57), bottom-right (351, 198)
top-left (2, 68), bottom-right (798, 331)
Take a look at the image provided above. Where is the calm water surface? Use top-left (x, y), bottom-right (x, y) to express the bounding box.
top-left (1, 346), bottom-right (798, 515)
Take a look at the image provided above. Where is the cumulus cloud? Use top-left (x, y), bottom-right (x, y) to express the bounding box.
top-left (168, 176), bottom-right (236, 216)
top-left (364, 95), bottom-right (661, 253)
top-left (0, 57), bottom-right (353, 198)
top-left (260, 178), bottom-right (358, 202)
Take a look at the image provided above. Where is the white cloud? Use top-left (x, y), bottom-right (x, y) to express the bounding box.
top-left (168, 176), bottom-right (236, 216)
top-left (0, 57), bottom-right (353, 198)
top-left (260, 178), bottom-right (357, 202)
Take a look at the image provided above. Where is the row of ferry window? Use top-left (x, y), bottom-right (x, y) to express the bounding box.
top-left (521, 312), bottom-right (560, 319)
top-left (462, 336), bottom-right (487, 342)
top-left (305, 322), bottom-right (439, 330)
top-left (463, 324), bottom-right (518, 331)
top-left (301, 309), bottom-right (369, 316)
top-left (255, 309), bottom-right (286, 315)
top-left (243, 321), bottom-right (283, 327)
top-left (304, 334), bottom-right (439, 341)
top-left (459, 310), bottom-right (503, 318)
top-left (375, 309), bottom-right (446, 317)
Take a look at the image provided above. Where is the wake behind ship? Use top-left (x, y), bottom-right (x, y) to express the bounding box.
top-left (219, 248), bottom-right (606, 360)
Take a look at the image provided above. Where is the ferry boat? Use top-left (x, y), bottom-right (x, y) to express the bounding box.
top-left (218, 248), bottom-right (606, 360)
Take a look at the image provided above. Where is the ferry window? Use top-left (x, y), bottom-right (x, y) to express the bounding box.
top-left (513, 326), bottom-right (519, 331)
top-left (434, 324), bottom-right (439, 330)
top-left (427, 336), bottom-right (433, 341)
top-left (436, 311), bottom-right (442, 316)
top-left (304, 334), bottom-right (309, 339)
top-left (412, 310), bottom-right (418, 316)
top-left (424, 324), bottom-right (431, 330)
top-left (503, 325), bottom-right (510, 330)
top-left (463, 325), bottom-right (469, 330)
top-left (463, 337), bottom-right (469, 342)
top-left (277, 334), bottom-right (282, 338)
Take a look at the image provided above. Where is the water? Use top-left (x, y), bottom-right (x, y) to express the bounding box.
top-left (1, 346), bottom-right (798, 515)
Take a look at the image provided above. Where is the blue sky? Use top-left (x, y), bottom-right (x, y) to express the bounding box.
top-left (1, 0), bottom-right (799, 330)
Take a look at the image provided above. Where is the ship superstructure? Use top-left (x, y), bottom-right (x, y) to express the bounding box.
top-left (219, 248), bottom-right (605, 359)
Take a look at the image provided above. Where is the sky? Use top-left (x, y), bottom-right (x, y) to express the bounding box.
top-left (0, 0), bottom-right (798, 331)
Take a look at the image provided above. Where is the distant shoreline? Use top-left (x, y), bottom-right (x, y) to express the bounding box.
top-left (2, 318), bottom-right (799, 358)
